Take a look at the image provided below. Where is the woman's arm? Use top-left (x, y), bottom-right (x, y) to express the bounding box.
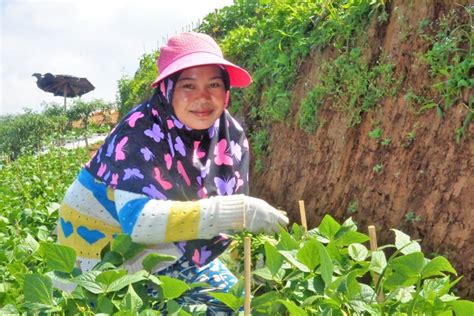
top-left (114, 189), bottom-right (288, 244)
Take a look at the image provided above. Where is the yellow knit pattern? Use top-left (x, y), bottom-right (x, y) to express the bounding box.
top-left (165, 201), bottom-right (200, 242)
top-left (58, 204), bottom-right (121, 259)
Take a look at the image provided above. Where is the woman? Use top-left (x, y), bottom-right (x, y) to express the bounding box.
top-left (57, 32), bottom-right (288, 313)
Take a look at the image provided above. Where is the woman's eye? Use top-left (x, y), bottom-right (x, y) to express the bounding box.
top-left (209, 82), bottom-right (222, 88)
top-left (182, 84), bottom-right (194, 89)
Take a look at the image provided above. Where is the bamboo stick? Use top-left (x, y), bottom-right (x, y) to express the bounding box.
top-left (299, 200), bottom-right (308, 232)
top-left (244, 236), bottom-right (251, 315)
top-left (368, 225), bottom-right (384, 302)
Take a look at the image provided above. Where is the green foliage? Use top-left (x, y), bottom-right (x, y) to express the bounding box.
top-left (369, 127), bottom-right (383, 140)
top-left (299, 86), bottom-right (325, 132)
top-left (0, 109), bottom-right (65, 160)
top-left (405, 211), bottom-right (422, 224)
top-left (421, 5), bottom-right (473, 141)
top-left (0, 99), bottom-right (112, 160)
top-left (1, 146), bottom-right (472, 314)
top-left (117, 52), bottom-right (159, 117)
top-left (0, 146), bottom-right (89, 309)
top-left (318, 49), bottom-right (396, 127)
top-left (373, 163), bottom-right (383, 173)
top-left (216, 216), bottom-right (469, 315)
top-left (249, 128), bottom-right (269, 172)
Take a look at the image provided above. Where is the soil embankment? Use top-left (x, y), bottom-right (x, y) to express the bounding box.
top-left (249, 0), bottom-right (473, 298)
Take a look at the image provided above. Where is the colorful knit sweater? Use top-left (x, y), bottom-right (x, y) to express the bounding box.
top-left (58, 168), bottom-right (246, 273)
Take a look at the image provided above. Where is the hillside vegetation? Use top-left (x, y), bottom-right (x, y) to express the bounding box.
top-left (118, 0), bottom-right (473, 298)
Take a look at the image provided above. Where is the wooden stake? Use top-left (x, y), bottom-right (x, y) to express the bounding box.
top-left (244, 236), bottom-right (251, 315)
top-left (299, 200), bottom-right (308, 232)
top-left (368, 225), bottom-right (384, 302)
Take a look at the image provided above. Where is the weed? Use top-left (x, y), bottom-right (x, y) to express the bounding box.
top-left (404, 130), bottom-right (417, 147)
top-left (405, 211), bottom-right (423, 223)
top-left (318, 49), bottom-right (397, 126)
top-left (421, 6), bottom-right (473, 141)
top-left (250, 129), bottom-right (269, 172)
top-left (373, 163), bottom-right (383, 173)
top-left (381, 137), bottom-right (392, 146)
top-left (347, 200), bottom-right (358, 214)
top-left (299, 86), bottom-right (326, 132)
top-left (369, 127), bottom-right (383, 140)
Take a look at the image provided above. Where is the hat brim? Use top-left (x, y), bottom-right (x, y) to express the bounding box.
top-left (151, 52), bottom-right (252, 88)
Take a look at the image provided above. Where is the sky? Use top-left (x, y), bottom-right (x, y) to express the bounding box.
top-left (0, 0), bottom-right (234, 115)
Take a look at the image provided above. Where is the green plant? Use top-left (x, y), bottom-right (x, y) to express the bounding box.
top-left (404, 130), bottom-right (417, 147)
top-left (212, 216), bottom-right (473, 315)
top-left (347, 200), bottom-right (358, 214)
top-left (117, 52), bottom-right (159, 117)
top-left (405, 211), bottom-right (423, 223)
top-left (381, 137), bottom-right (392, 146)
top-left (422, 6), bottom-right (473, 141)
top-left (250, 128), bottom-right (269, 172)
top-left (299, 86), bottom-right (326, 132)
top-left (373, 163), bottom-right (383, 173)
top-left (369, 127), bottom-right (384, 140)
top-left (66, 99), bottom-right (113, 148)
top-left (318, 49), bottom-right (397, 126)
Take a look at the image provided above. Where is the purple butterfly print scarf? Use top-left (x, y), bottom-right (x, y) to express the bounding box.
top-left (85, 92), bottom-right (249, 267)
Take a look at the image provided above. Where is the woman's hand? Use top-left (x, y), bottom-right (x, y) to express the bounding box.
top-left (242, 196), bottom-right (289, 234)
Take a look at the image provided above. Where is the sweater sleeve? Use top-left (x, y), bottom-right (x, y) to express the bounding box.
top-left (114, 189), bottom-right (245, 244)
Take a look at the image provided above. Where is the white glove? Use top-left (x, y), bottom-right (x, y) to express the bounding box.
top-left (243, 196), bottom-right (289, 234)
top-left (201, 195), bottom-right (289, 236)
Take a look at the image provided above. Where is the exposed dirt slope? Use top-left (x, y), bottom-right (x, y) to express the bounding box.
top-left (249, 0), bottom-right (473, 298)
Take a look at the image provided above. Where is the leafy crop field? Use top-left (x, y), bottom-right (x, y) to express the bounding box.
top-left (0, 146), bottom-right (473, 314)
top-left (1, 0), bottom-right (473, 314)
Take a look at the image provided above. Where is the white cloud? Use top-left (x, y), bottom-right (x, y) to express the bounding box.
top-left (1, 0), bottom-right (233, 115)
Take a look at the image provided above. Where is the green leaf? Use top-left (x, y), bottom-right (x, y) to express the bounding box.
top-left (124, 244), bottom-right (147, 261)
top-left (318, 215), bottom-right (341, 240)
top-left (208, 292), bottom-right (244, 312)
top-left (336, 270), bottom-right (361, 299)
top-left (392, 229), bottom-right (421, 254)
top-left (38, 242), bottom-right (76, 273)
top-left (139, 311), bottom-right (161, 316)
top-left (280, 250), bottom-right (310, 272)
top-left (24, 233), bottom-right (39, 253)
top-left (369, 250), bottom-right (387, 274)
top-left (159, 276), bottom-right (190, 300)
top-left (449, 300), bottom-right (474, 316)
top-left (291, 223), bottom-right (304, 240)
top-left (251, 290), bottom-right (280, 308)
top-left (390, 252), bottom-right (424, 277)
top-left (277, 229), bottom-right (299, 250)
top-left (316, 241), bottom-right (333, 287)
top-left (166, 300), bottom-right (192, 315)
top-left (296, 238), bottom-right (320, 271)
top-left (72, 270), bottom-right (104, 294)
top-left (111, 234), bottom-right (133, 255)
top-left (278, 299), bottom-right (308, 316)
top-left (98, 295), bottom-right (115, 314)
top-left (142, 253), bottom-right (176, 273)
top-left (122, 284), bottom-right (143, 311)
top-left (338, 231), bottom-right (370, 246)
top-left (348, 243), bottom-right (369, 261)
top-left (253, 267), bottom-right (274, 281)
top-left (421, 256), bottom-right (457, 279)
top-left (96, 269), bottom-right (127, 287)
top-left (264, 241), bottom-right (283, 276)
top-left (108, 271), bottom-right (147, 292)
top-left (24, 273), bottom-right (53, 305)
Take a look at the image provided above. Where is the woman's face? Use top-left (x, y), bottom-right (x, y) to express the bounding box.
top-left (172, 65), bottom-right (227, 130)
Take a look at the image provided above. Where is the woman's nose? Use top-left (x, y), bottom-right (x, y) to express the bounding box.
top-left (197, 87), bottom-right (212, 101)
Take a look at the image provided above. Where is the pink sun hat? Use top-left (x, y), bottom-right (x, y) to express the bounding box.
top-left (151, 32), bottom-right (252, 88)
